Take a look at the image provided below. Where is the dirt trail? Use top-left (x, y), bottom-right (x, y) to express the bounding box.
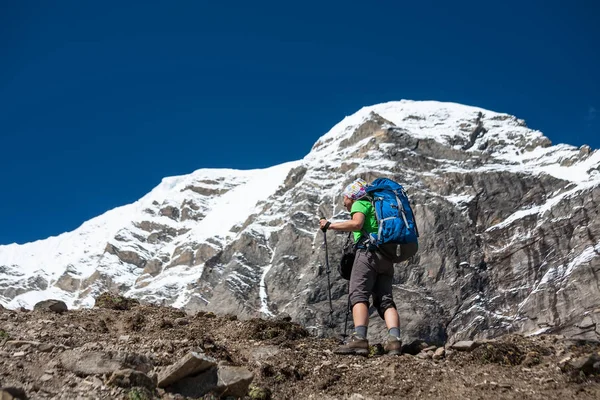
top-left (0, 299), bottom-right (599, 399)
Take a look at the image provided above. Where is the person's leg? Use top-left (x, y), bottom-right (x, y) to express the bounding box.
top-left (372, 250), bottom-right (396, 323)
top-left (352, 302), bottom-right (369, 336)
top-left (384, 307), bottom-right (400, 331)
top-left (373, 278), bottom-right (400, 334)
top-left (372, 251), bottom-right (403, 355)
top-left (334, 250), bottom-right (376, 355)
top-left (348, 250), bottom-right (376, 336)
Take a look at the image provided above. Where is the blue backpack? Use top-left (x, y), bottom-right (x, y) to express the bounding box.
top-left (363, 178), bottom-right (419, 262)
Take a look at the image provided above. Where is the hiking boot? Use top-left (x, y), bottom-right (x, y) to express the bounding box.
top-left (384, 336), bottom-right (402, 355)
top-left (334, 333), bottom-right (369, 356)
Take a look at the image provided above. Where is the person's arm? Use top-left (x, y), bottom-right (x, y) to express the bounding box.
top-left (320, 212), bottom-right (365, 232)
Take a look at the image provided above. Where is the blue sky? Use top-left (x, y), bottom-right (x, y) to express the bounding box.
top-left (1, 0), bottom-right (598, 244)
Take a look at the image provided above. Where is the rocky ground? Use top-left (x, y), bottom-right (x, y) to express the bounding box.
top-left (1, 294), bottom-right (600, 400)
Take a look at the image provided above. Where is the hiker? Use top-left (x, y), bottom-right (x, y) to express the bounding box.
top-left (319, 178), bottom-right (402, 356)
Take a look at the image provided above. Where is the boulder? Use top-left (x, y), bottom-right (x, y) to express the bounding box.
top-left (59, 351), bottom-right (152, 377)
top-left (107, 369), bottom-right (156, 390)
top-left (157, 352), bottom-right (216, 388)
top-left (166, 365), bottom-right (254, 398)
top-left (33, 300), bottom-right (67, 313)
top-left (562, 354), bottom-right (600, 375)
top-left (216, 365), bottom-right (255, 398)
top-left (0, 387), bottom-right (27, 400)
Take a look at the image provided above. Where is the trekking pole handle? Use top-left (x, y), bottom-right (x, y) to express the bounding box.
top-left (320, 217), bottom-right (331, 232)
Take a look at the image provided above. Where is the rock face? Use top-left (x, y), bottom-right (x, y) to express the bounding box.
top-left (1, 100), bottom-right (600, 346)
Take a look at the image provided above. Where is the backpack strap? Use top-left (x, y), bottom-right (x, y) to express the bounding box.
top-left (395, 192), bottom-right (410, 229)
top-left (343, 232), bottom-right (354, 248)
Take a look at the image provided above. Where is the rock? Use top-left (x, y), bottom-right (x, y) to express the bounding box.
top-left (4, 341), bottom-right (40, 348)
top-left (167, 365), bottom-right (253, 398)
top-left (0, 387), bottom-right (27, 400)
top-left (80, 376), bottom-right (104, 390)
top-left (422, 345), bottom-right (437, 352)
top-left (165, 367), bottom-right (218, 398)
top-left (33, 300), bottom-right (68, 313)
top-left (563, 354), bottom-right (600, 375)
top-left (522, 351), bottom-right (541, 367)
top-left (59, 351), bottom-right (152, 377)
top-left (157, 351), bottom-right (217, 388)
top-left (418, 342), bottom-right (430, 351)
top-left (174, 318), bottom-right (189, 326)
top-left (215, 365), bottom-right (255, 397)
top-left (348, 395), bottom-right (366, 400)
top-left (249, 345), bottom-right (281, 362)
top-left (277, 313), bottom-right (292, 322)
top-left (39, 374), bottom-right (53, 382)
top-left (558, 355), bottom-right (573, 370)
top-left (94, 292), bottom-right (139, 310)
top-left (450, 341), bottom-right (480, 351)
top-left (37, 344), bottom-right (54, 353)
top-left (12, 352), bottom-right (26, 358)
top-left (433, 347), bottom-right (445, 360)
top-left (60, 351), bottom-right (124, 376)
top-left (59, 330), bottom-right (71, 338)
top-left (576, 316), bottom-right (596, 330)
top-left (107, 369), bottom-right (156, 390)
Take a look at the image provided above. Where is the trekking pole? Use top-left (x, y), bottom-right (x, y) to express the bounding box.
top-left (320, 218), bottom-right (335, 327)
top-left (343, 295), bottom-right (351, 340)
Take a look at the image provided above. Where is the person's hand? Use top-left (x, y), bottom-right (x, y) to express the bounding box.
top-left (319, 218), bottom-right (331, 232)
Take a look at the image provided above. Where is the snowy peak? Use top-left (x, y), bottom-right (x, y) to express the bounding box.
top-left (310, 100), bottom-right (535, 155)
top-left (308, 100), bottom-right (599, 184)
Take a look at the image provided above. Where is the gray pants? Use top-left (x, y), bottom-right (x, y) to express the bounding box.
top-left (349, 249), bottom-right (396, 319)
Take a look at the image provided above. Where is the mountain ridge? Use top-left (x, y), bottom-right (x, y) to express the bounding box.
top-left (2, 100), bottom-right (599, 347)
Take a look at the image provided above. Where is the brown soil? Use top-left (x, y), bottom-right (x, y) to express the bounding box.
top-left (0, 300), bottom-right (599, 400)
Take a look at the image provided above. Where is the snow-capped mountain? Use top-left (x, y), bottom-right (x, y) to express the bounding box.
top-left (2, 100), bottom-right (599, 345)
